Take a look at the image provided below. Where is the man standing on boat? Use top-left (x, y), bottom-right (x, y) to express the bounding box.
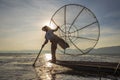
top-left (42, 25), bottom-right (69, 63)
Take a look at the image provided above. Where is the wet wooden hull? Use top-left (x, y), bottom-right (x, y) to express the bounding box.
top-left (56, 60), bottom-right (120, 75)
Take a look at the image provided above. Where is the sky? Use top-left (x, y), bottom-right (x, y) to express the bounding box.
top-left (0, 0), bottom-right (120, 52)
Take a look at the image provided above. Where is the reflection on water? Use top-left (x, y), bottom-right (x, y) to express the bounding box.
top-left (45, 54), bottom-right (52, 61)
top-left (0, 53), bottom-right (119, 80)
top-left (41, 54), bottom-right (53, 80)
top-left (35, 54), bottom-right (120, 80)
top-left (45, 54), bottom-right (52, 67)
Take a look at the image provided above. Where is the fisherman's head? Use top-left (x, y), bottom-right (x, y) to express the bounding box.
top-left (42, 25), bottom-right (51, 31)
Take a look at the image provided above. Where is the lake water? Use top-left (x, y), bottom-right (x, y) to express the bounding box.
top-left (0, 53), bottom-right (119, 80)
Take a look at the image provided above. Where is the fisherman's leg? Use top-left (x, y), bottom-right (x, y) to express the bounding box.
top-left (51, 42), bottom-right (57, 63)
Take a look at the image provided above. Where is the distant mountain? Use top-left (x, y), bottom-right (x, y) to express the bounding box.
top-left (90, 46), bottom-right (120, 55)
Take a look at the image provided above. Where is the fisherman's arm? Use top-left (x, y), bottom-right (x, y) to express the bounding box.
top-left (53, 26), bottom-right (60, 32)
top-left (42, 38), bottom-right (48, 47)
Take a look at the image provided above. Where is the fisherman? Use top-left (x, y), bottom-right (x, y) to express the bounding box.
top-left (42, 25), bottom-right (69, 63)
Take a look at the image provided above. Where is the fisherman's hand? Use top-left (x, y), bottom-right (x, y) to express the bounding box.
top-left (57, 26), bottom-right (60, 28)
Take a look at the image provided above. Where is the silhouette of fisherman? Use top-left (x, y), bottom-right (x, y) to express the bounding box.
top-left (42, 26), bottom-right (69, 63)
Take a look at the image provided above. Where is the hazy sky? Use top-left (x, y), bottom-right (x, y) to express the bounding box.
top-left (0, 0), bottom-right (120, 51)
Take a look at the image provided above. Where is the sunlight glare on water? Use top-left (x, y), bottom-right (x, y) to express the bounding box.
top-left (45, 53), bottom-right (53, 67)
top-left (45, 53), bottom-right (52, 61)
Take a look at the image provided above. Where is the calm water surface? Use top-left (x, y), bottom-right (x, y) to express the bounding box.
top-left (0, 53), bottom-right (119, 80)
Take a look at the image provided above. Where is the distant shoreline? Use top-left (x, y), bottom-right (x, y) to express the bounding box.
top-left (0, 46), bottom-right (120, 55)
top-left (0, 52), bottom-right (120, 56)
